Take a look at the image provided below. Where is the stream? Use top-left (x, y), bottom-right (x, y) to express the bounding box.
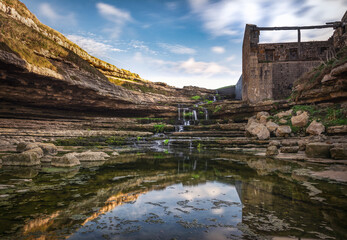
top-left (0, 148), bottom-right (346, 239)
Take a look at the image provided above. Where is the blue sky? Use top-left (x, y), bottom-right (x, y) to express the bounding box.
top-left (21, 0), bottom-right (347, 89)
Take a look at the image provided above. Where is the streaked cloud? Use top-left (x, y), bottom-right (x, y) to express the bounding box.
top-left (96, 2), bottom-right (133, 38)
top-left (38, 3), bottom-right (76, 26)
top-left (211, 46), bottom-right (225, 54)
top-left (66, 34), bottom-right (124, 57)
top-left (178, 57), bottom-right (230, 76)
top-left (158, 43), bottom-right (196, 55)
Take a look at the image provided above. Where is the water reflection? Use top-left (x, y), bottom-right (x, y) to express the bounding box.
top-left (0, 150), bottom-right (345, 240)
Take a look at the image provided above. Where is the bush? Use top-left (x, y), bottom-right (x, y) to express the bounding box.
top-left (154, 124), bottom-right (166, 133)
top-left (191, 96), bottom-right (201, 100)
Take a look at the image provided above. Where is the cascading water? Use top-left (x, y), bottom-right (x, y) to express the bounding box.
top-left (193, 110), bottom-right (198, 121)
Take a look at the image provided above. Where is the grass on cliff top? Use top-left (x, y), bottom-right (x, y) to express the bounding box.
top-left (291, 47), bottom-right (347, 101)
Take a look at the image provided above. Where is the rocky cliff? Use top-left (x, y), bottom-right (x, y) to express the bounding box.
top-left (0, 0), bottom-right (214, 119)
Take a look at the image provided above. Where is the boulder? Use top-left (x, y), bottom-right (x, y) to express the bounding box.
top-left (259, 115), bottom-right (268, 125)
top-left (305, 143), bottom-right (332, 158)
top-left (269, 140), bottom-right (281, 147)
top-left (72, 151), bottom-right (110, 161)
top-left (291, 112), bottom-right (309, 127)
top-left (306, 120), bottom-right (325, 135)
top-left (16, 142), bottom-right (39, 153)
top-left (280, 146), bottom-right (299, 153)
top-left (246, 116), bottom-right (257, 129)
top-left (37, 143), bottom-right (58, 155)
top-left (330, 144), bottom-right (347, 160)
top-left (275, 125), bottom-right (292, 137)
top-left (246, 122), bottom-right (270, 140)
top-left (275, 109), bottom-right (293, 118)
top-left (111, 152), bottom-right (120, 156)
top-left (256, 111), bottom-right (269, 120)
top-left (266, 121), bottom-right (279, 133)
top-left (51, 153), bottom-right (80, 167)
top-left (26, 147), bottom-right (44, 159)
top-left (266, 146), bottom-right (279, 156)
top-left (2, 151), bottom-right (41, 166)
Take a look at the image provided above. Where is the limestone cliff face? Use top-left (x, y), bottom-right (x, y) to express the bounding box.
top-left (0, 0), bottom-right (214, 118)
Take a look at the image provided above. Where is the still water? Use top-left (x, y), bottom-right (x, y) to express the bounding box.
top-left (0, 150), bottom-right (346, 239)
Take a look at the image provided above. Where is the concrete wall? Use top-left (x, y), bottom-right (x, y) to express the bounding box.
top-left (235, 75), bottom-right (242, 100)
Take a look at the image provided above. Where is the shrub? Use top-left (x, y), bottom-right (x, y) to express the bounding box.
top-left (154, 124), bottom-right (166, 133)
top-left (191, 95), bottom-right (201, 100)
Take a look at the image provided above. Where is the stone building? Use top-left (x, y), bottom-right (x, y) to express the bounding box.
top-left (241, 12), bottom-right (347, 103)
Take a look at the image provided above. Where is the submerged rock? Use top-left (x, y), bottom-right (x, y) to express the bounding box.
top-left (2, 150), bottom-right (41, 166)
top-left (72, 150), bottom-right (110, 161)
top-left (275, 125), bottom-right (292, 137)
top-left (305, 143), bottom-right (332, 158)
top-left (37, 143), bottom-right (58, 155)
top-left (306, 120), bottom-right (325, 135)
top-left (51, 153), bottom-right (80, 167)
top-left (266, 146), bottom-right (279, 156)
top-left (291, 111), bottom-right (309, 127)
top-left (16, 142), bottom-right (39, 153)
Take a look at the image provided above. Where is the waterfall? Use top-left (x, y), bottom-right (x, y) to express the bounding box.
top-left (178, 106), bottom-right (181, 120)
top-left (213, 95), bottom-right (216, 102)
top-left (193, 110), bottom-right (197, 121)
top-left (204, 108), bottom-right (209, 120)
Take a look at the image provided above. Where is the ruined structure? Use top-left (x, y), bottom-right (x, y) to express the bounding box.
top-left (241, 12), bottom-right (347, 103)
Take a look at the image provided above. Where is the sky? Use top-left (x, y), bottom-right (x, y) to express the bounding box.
top-left (21, 0), bottom-right (347, 89)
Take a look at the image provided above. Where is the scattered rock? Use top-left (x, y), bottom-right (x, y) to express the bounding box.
top-left (16, 142), bottom-right (38, 153)
top-left (296, 110), bottom-right (303, 115)
top-left (51, 153), bottom-right (80, 167)
top-left (259, 115), bottom-right (268, 125)
top-left (279, 118), bottom-right (287, 124)
top-left (291, 111), bottom-right (309, 127)
top-left (275, 109), bottom-right (293, 118)
top-left (26, 147), bottom-right (44, 159)
top-left (37, 143), bottom-right (58, 155)
top-left (246, 122), bottom-right (270, 140)
top-left (306, 120), bottom-right (325, 135)
top-left (256, 111), bottom-right (269, 120)
top-left (269, 140), bottom-right (281, 147)
top-left (266, 146), bottom-right (279, 156)
top-left (280, 146), bottom-right (299, 153)
top-left (330, 144), bottom-right (347, 160)
top-left (2, 151), bottom-right (41, 166)
top-left (275, 125), bottom-right (292, 137)
top-left (266, 121), bottom-right (279, 133)
top-left (72, 151), bottom-right (110, 161)
top-left (305, 143), bottom-right (332, 158)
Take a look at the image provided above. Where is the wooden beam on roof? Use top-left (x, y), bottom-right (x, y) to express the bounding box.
top-left (256, 22), bottom-right (343, 31)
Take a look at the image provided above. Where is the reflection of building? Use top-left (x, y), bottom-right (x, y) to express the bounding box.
top-left (240, 12), bottom-right (347, 103)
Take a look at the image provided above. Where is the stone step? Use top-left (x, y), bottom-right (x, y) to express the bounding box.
top-left (171, 131), bottom-right (244, 137)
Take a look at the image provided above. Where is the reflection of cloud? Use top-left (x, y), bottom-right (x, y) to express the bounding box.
top-left (66, 34), bottom-right (124, 57)
top-left (38, 3), bottom-right (76, 26)
top-left (188, 0), bottom-right (347, 42)
top-left (158, 43), bottom-right (196, 55)
top-left (96, 2), bottom-right (133, 38)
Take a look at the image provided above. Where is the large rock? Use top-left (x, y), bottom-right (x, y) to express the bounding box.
top-left (281, 139), bottom-right (298, 146)
top-left (275, 109), bottom-right (293, 118)
top-left (291, 111), bottom-right (309, 127)
top-left (305, 143), bottom-right (332, 158)
top-left (266, 121), bottom-right (279, 133)
top-left (306, 120), bottom-right (325, 135)
top-left (16, 142), bottom-right (39, 153)
top-left (275, 125), bottom-right (292, 137)
top-left (72, 151), bottom-right (110, 161)
top-left (2, 151), bottom-right (41, 166)
top-left (269, 140), bottom-right (281, 147)
top-left (37, 143), bottom-right (58, 155)
top-left (330, 144), bottom-right (347, 160)
top-left (246, 122), bottom-right (270, 140)
top-left (51, 153), bottom-right (80, 167)
top-left (266, 146), bottom-right (279, 156)
top-left (26, 147), bottom-right (44, 159)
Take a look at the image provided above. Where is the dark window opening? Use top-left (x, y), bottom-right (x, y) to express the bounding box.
top-left (289, 48), bottom-right (298, 60)
top-left (265, 49), bottom-right (274, 61)
top-left (319, 47), bottom-right (328, 54)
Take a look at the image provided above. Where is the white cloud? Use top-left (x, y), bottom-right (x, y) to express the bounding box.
top-left (66, 34), bottom-right (124, 57)
top-left (178, 58), bottom-right (230, 76)
top-left (158, 43), bottom-right (196, 55)
top-left (226, 55), bottom-right (236, 62)
top-left (130, 40), bottom-right (157, 55)
top-left (38, 3), bottom-right (76, 26)
top-left (166, 2), bottom-right (178, 10)
top-left (96, 2), bottom-right (133, 38)
top-left (188, 0), bottom-right (347, 42)
top-left (211, 46), bottom-right (225, 54)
